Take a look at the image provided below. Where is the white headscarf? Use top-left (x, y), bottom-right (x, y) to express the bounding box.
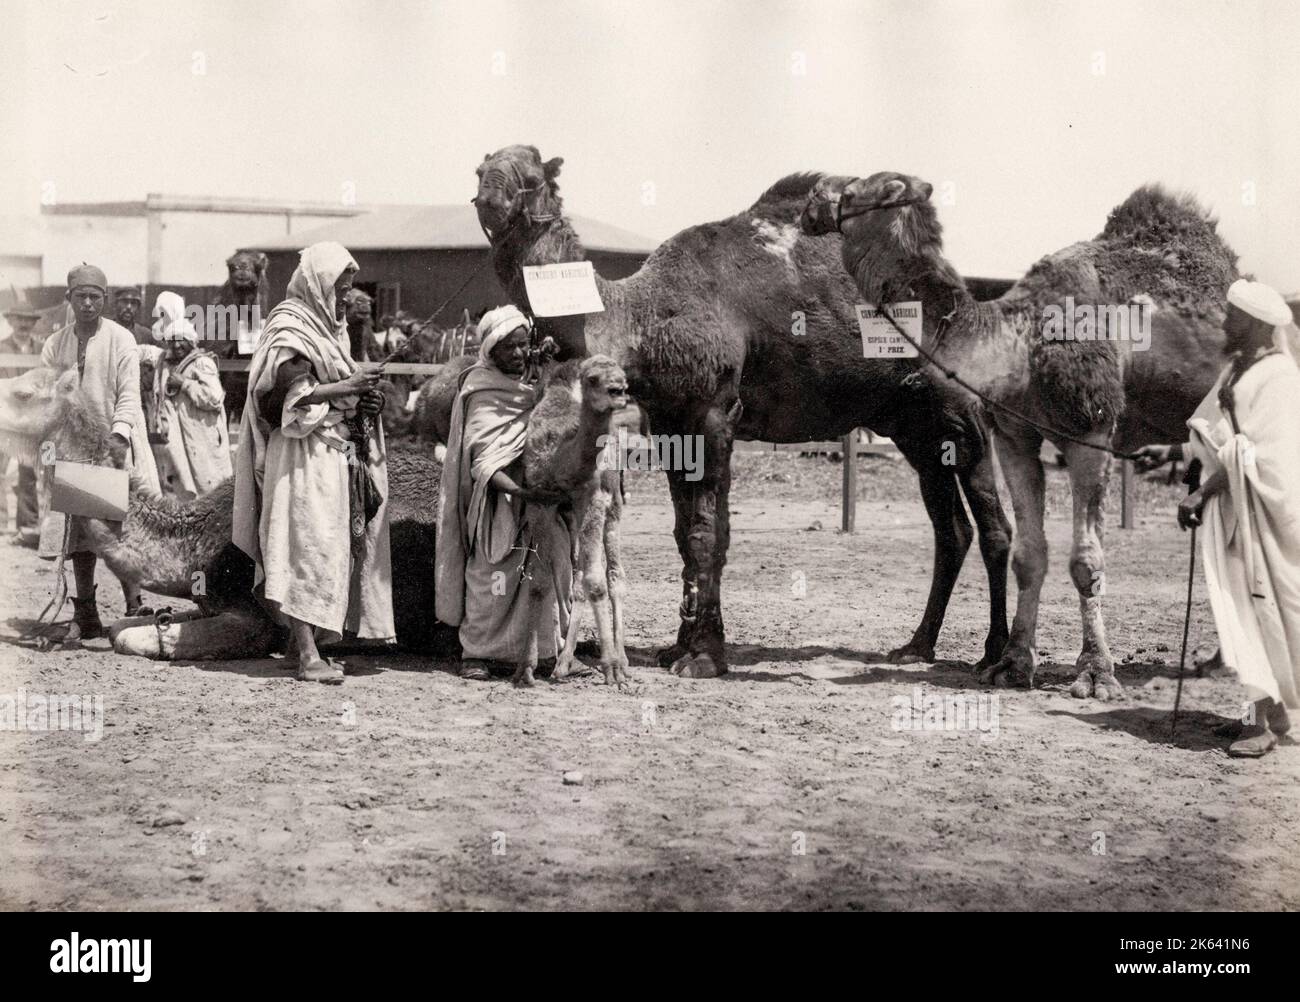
top-left (281, 241), bottom-right (359, 347)
top-left (152, 290), bottom-right (198, 343)
top-left (476, 304), bottom-right (531, 365)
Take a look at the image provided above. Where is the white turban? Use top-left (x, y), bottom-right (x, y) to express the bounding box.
top-left (1227, 279), bottom-right (1293, 327)
top-left (152, 290), bottom-right (199, 344)
top-left (476, 304), bottom-right (531, 364)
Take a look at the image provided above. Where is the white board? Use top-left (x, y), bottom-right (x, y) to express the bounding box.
top-left (855, 301), bottom-right (922, 359)
top-left (522, 261), bottom-right (606, 317)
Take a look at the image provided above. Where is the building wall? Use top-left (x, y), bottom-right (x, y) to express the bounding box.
top-left (40, 215), bottom-right (147, 287)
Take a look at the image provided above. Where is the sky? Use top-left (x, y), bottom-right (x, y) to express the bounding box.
top-left (2, 0), bottom-right (1297, 289)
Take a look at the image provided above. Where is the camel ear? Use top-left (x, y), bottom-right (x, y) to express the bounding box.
top-left (55, 368), bottom-right (79, 396)
top-left (883, 178), bottom-right (907, 204)
top-left (255, 253), bottom-right (268, 274)
top-left (543, 157), bottom-right (564, 179)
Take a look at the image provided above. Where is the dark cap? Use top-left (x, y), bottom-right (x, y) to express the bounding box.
top-left (67, 263), bottom-right (108, 292)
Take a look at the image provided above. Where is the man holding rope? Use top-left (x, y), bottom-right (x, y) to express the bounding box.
top-left (1136, 280), bottom-right (1300, 757)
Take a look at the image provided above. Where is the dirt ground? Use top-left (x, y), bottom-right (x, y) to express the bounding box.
top-left (0, 451), bottom-right (1296, 911)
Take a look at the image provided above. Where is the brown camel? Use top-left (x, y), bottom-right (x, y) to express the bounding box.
top-left (512, 355), bottom-right (631, 689)
top-left (473, 144), bottom-right (1012, 677)
top-left (807, 172), bottom-right (1233, 698)
top-left (0, 365), bottom-right (450, 660)
top-left (209, 250), bottom-right (271, 422)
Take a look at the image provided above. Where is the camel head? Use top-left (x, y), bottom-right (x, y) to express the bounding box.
top-left (578, 355), bottom-right (629, 417)
top-left (798, 175), bottom-right (856, 236)
top-left (835, 172), bottom-right (944, 304)
top-left (226, 251), bottom-right (268, 294)
top-left (473, 144), bottom-right (565, 242)
top-left (0, 367), bottom-right (86, 467)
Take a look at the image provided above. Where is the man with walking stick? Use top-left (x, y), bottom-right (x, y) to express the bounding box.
top-left (1135, 280), bottom-right (1300, 757)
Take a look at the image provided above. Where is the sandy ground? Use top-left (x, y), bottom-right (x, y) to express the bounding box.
top-left (0, 451), bottom-right (1296, 911)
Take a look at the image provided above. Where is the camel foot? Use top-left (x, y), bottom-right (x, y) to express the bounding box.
top-left (669, 652), bottom-right (725, 679)
top-left (552, 654), bottom-right (594, 681)
top-left (601, 659), bottom-right (631, 690)
top-left (1069, 654), bottom-right (1123, 701)
top-left (979, 644), bottom-right (1036, 688)
top-left (512, 663), bottom-right (536, 688)
top-left (656, 643), bottom-right (686, 668)
top-left (887, 640), bottom-right (935, 665)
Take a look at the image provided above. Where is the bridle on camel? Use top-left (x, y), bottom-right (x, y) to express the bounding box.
top-left (833, 195), bottom-right (1142, 463)
top-left (406, 165), bottom-right (560, 335)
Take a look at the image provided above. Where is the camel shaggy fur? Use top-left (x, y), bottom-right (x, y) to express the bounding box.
top-left (807, 172), bottom-right (1234, 698)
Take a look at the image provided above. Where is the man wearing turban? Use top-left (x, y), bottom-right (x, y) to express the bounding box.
top-left (1136, 280), bottom-right (1300, 757)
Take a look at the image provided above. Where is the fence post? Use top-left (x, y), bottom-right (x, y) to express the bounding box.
top-left (841, 431), bottom-right (857, 533)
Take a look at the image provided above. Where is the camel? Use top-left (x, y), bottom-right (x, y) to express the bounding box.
top-left (209, 250), bottom-right (271, 422)
top-left (0, 365), bottom-right (450, 661)
top-left (472, 145), bottom-right (1013, 678)
top-left (511, 354), bottom-right (631, 689)
top-left (805, 172), bottom-right (1234, 698)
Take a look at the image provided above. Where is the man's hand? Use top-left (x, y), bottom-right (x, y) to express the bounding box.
top-left (165, 372), bottom-right (183, 394)
top-left (1177, 489), bottom-right (1205, 530)
top-left (107, 433), bottom-right (129, 469)
top-left (358, 387), bottom-right (385, 416)
top-left (1133, 443), bottom-right (1173, 472)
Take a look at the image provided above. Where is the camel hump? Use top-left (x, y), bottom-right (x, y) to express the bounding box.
top-left (1101, 185), bottom-right (1235, 259)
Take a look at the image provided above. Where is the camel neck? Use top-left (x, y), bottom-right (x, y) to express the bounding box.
top-left (492, 213), bottom-right (592, 360)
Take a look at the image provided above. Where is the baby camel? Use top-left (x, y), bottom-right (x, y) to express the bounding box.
top-left (515, 354), bottom-right (631, 689)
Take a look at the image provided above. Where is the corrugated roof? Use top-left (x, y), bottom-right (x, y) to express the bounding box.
top-left (246, 204), bottom-right (657, 255)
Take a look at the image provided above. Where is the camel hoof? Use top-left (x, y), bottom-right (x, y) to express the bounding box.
top-left (512, 664), bottom-right (536, 688)
top-left (980, 646), bottom-right (1035, 688)
top-left (670, 652), bottom-right (724, 679)
top-left (552, 658), bottom-right (572, 679)
top-left (602, 661), bottom-right (631, 690)
top-left (1072, 654), bottom-right (1122, 701)
top-left (887, 643), bottom-right (934, 665)
top-left (656, 644), bottom-right (686, 668)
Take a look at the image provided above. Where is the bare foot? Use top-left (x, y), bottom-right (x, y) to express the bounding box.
top-left (512, 662), bottom-right (536, 688)
top-left (297, 659), bottom-right (344, 685)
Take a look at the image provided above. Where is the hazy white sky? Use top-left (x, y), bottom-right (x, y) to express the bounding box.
top-left (3, 0), bottom-right (1297, 288)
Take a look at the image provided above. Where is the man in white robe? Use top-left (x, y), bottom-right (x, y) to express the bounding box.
top-left (232, 242), bottom-right (392, 684)
top-left (1137, 280), bottom-right (1300, 757)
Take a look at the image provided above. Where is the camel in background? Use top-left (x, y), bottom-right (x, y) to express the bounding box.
top-left (472, 145), bottom-right (1012, 679)
top-left (808, 172), bottom-right (1233, 698)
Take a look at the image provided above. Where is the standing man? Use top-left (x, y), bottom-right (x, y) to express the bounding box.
top-left (1135, 279), bottom-right (1300, 757)
top-left (0, 299), bottom-right (44, 545)
top-left (42, 265), bottom-right (161, 635)
top-left (112, 287), bottom-right (155, 345)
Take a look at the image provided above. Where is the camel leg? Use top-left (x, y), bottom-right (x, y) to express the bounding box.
top-left (113, 609), bottom-right (277, 661)
top-left (603, 476), bottom-right (630, 682)
top-left (577, 491), bottom-right (625, 689)
top-left (670, 407), bottom-right (732, 679)
top-left (1061, 440), bottom-right (1122, 700)
top-left (958, 448), bottom-right (1012, 670)
top-left (981, 435), bottom-right (1046, 688)
top-left (656, 463), bottom-right (699, 666)
top-left (552, 569), bottom-right (585, 679)
top-left (888, 438), bottom-right (970, 664)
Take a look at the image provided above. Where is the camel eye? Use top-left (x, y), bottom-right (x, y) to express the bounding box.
top-left (12, 388), bottom-right (31, 401)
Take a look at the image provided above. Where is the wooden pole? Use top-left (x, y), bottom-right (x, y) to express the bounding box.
top-left (841, 430), bottom-right (857, 533)
top-left (1120, 458), bottom-right (1134, 529)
